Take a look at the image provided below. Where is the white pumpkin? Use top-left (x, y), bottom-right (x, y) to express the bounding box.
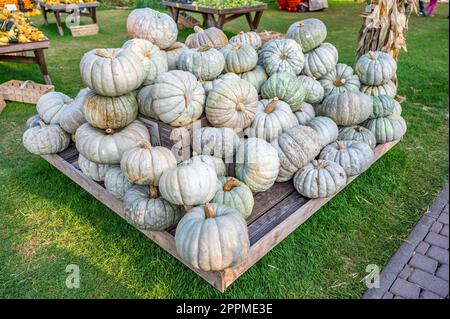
top-left (23, 121), bottom-right (70, 155)
top-left (192, 127), bottom-right (240, 160)
top-left (59, 88), bottom-right (90, 134)
top-left (36, 92), bottom-right (73, 124)
top-left (78, 153), bottom-right (116, 182)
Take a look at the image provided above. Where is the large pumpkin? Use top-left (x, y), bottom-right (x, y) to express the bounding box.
top-left (80, 48), bottom-right (145, 97)
top-left (212, 177), bottom-right (254, 219)
top-left (206, 78), bottom-right (258, 129)
top-left (371, 95), bottom-right (395, 119)
top-left (306, 116), bottom-right (339, 148)
top-left (362, 115), bottom-right (407, 143)
top-left (294, 102), bottom-right (316, 125)
top-left (319, 63), bottom-right (361, 96)
top-left (338, 125), bottom-right (377, 150)
top-left (151, 70), bottom-right (205, 127)
top-left (104, 167), bottom-right (132, 200)
top-left (239, 65), bottom-right (268, 93)
top-left (302, 42), bottom-right (338, 79)
top-left (127, 8), bottom-right (178, 49)
top-left (220, 43), bottom-right (258, 74)
top-left (136, 85), bottom-right (158, 120)
top-left (355, 51), bottom-right (397, 86)
top-left (360, 80), bottom-right (397, 98)
top-left (75, 120), bottom-right (150, 164)
top-left (262, 39), bottom-right (305, 76)
top-left (181, 155), bottom-right (226, 176)
top-left (175, 203), bottom-right (250, 271)
top-left (177, 45), bottom-right (225, 81)
top-left (201, 73), bottom-right (240, 95)
top-left (235, 137), bottom-right (280, 192)
top-left (261, 72), bottom-right (306, 111)
top-left (185, 26), bottom-right (228, 49)
top-left (59, 88), bottom-right (90, 134)
top-left (23, 121), bottom-right (70, 155)
top-left (286, 18), bottom-right (327, 52)
top-left (229, 31), bottom-right (262, 50)
top-left (36, 92), bottom-right (73, 124)
top-left (298, 75), bottom-right (324, 104)
top-left (164, 42), bottom-right (188, 70)
top-left (78, 153), bottom-right (116, 182)
top-left (192, 126), bottom-right (240, 160)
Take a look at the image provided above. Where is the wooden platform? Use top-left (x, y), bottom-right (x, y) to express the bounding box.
top-left (41, 139), bottom-right (400, 292)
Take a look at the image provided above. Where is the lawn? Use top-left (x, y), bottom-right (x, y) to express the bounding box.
top-left (0, 1), bottom-right (448, 298)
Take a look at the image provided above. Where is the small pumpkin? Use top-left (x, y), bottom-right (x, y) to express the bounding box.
top-left (185, 26), bottom-right (228, 49)
top-left (355, 51), bottom-right (397, 86)
top-left (261, 72), bottom-right (306, 111)
top-left (319, 140), bottom-right (374, 176)
top-left (371, 95), bottom-right (395, 119)
top-left (177, 44), bottom-right (225, 81)
top-left (104, 167), bottom-right (132, 200)
top-left (26, 114), bottom-right (43, 129)
top-left (229, 31), bottom-right (262, 50)
top-left (271, 125), bottom-right (321, 182)
top-left (59, 88), bottom-right (90, 134)
top-left (235, 137), bottom-right (280, 192)
top-left (360, 80), bottom-right (397, 98)
top-left (298, 75), bottom-right (324, 104)
top-left (124, 185), bottom-right (183, 231)
top-left (362, 114), bottom-right (407, 143)
top-left (192, 127), bottom-right (240, 160)
top-left (306, 116), bottom-right (339, 148)
top-left (152, 70), bottom-right (205, 127)
top-left (338, 125), bottom-right (377, 150)
top-left (302, 42), bottom-right (338, 79)
top-left (36, 92), bottom-right (73, 124)
top-left (220, 43), bottom-right (258, 74)
top-left (212, 177), bottom-right (254, 219)
top-left (262, 39), bottom-right (305, 76)
top-left (286, 18), bottom-right (327, 53)
top-left (319, 63), bottom-right (361, 97)
top-left (293, 159), bottom-right (347, 198)
top-left (164, 42), bottom-right (188, 70)
top-left (136, 85), bottom-right (158, 120)
top-left (175, 203), bottom-right (250, 271)
top-left (23, 121), bottom-right (70, 155)
top-left (78, 153), bottom-right (116, 182)
top-left (239, 65), bottom-right (268, 93)
top-left (181, 155), bottom-right (226, 176)
top-left (294, 102), bottom-right (315, 125)
top-left (206, 78), bottom-right (258, 129)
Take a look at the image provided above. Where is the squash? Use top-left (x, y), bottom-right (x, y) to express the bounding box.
top-left (80, 48), bottom-right (145, 97)
top-left (202, 73), bottom-right (240, 95)
top-left (338, 125), bottom-right (377, 150)
top-left (206, 78), bottom-right (258, 129)
top-left (229, 31), bottom-right (262, 50)
top-left (239, 65), bottom-right (268, 93)
top-left (355, 51), bottom-right (397, 86)
top-left (127, 8), bottom-right (178, 49)
top-left (360, 80), bottom-right (397, 98)
top-left (302, 42), bottom-right (338, 79)
top-left (298, 75), bottom-right (324, 104)
top-left (362, 114), bottom-right (407, 143)
top-left (78, 153), bottom-right (116, 182)
top-left (286, 18), bottom-right (327, 52)
top-left (393, 100), bottom-right (402, 116)
top-left (371, 95), bottom-right (395, 119)
top-left (59, 88), bottom-right (90, 134)
top-left (220, 43), bottom-right (258, 74)
top-left (122, 38), bottom-right (168, 85)
top-left (185, 26), bottom-right (228, 49)
top-left (104, 167), bottom-right (132, 200)
top-left (319, 63), bottom-right (361, 96)
top-left (36, 92), bottom-right (73, 124)
top-left (26, 114), bottom-right (43, 129)
top-left (305, 116), bottom-right (338, 148)
top-left (235, 137), bottom-right (280, 192)
top-left (319, 140), bottom-right (374, 176)
top-left (294, 102), bottom-right (315, 125)
top-left (124, 185), bottom-right (183, 231)
top-left (181, 155), bottom-right (226, 176)
top-left (261, 72), bottom-right (306, 112)
top-left (262, 39), bottom-right (305, 76)
top-left (293, 159), bottom-right (347, 198)
top-left (192, 127), bottom-right (240, 160)
top-left (83, 91), bottom-right (138, 130)
top-left (177, 44), bottom-right (225, 81)
top-left (317, 91), bottom-right (372, 126)
top-left (136, 85), bottom-right (158, 120)
top-left (212, 177), bottom-right (254, 219)
top-left (164, 42), bottom-right (188, 70)
top-left (271, 125), bottom-right (321, 182)
top-left (152, 70), bottom-right (205, 127)
top-left (120, 140), bottom-right (177, 186)
top-left (175, 203), bottom-right (250, 271)
top-left (23, 121), bottom-right (70, 155)
top-left (75, 120), bottom-right (150, 164)
top-left (159, 161), bottom-right (218, 209)
top-left (247, 97), bottom-right (298, 142)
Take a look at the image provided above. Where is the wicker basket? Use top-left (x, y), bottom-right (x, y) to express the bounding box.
top-left (0, 80), bottom-right (54, 104)
top-left (70, 24), bottom-right (99, 37)
top-left (258, 31), bottom-right (286, 45)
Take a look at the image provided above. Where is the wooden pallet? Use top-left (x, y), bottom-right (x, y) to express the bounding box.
top-left (41, 139), bottom-right (400, 292)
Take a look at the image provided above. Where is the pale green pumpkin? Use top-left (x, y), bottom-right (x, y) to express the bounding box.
top-left (298, 75), bottom-right (324, 104)
top-left (294, 102), bottom-right (315, 125)
top-left (261, 72), bottom-right (306, 112)
top-left (104, 167), bottom-right (133, 200)
top-left (302, 43), bottom-right (338, 79)
top-left (36, 92), bottom-right (73, 124)
top-left (212, 177), bottom-right (254, 219)
top-left (177, 45), bottom-right (225, 81)
top-left (185, 26), bottom-right (228, 49)
top-left (306, 116), bottom-right (339, 148)
top-left (137, 85), bottom-right (158, 120)
top-left (286, 18), bottom-right (327, 53)
top-left (229, 31), bottom-right (262, 50)
top-left (239, 65), bottom-right (268, 93)
top-left (371, 95), bottom-right (395, 119)
top-left (59, 88), bottom-right (90, 134)
top-left (181, 155), bottom-right (227, 176)
top-left (164, 42), bottom-right (188, 70)
top-left (192, 127), bottom-right (240, 160)
top-left (319, 63), bottom-right (361, 96)
top-left (78, 153), bottom-right (116, 182)
top-left (355, 51), bottom-right (397, 86)
top-left (360, 80), bottom-right (397, 98)
top-left (262, 39), bottom-right (305, 76)
top-left (23, 121), bottom-right (70, 155)
top-left (362, 114), bottom-right (407, 143)
top-left (338, 125), bottom-right (377, 150)
top-left (220, 42), bottom-right (258, 74)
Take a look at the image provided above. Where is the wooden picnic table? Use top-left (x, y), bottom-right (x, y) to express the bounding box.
top-left (163, 1), bottom-right (267, 31)
top-left (39, 1), bottom-right (100, 36)
top-left (0, 39), bottom-right (52, 85)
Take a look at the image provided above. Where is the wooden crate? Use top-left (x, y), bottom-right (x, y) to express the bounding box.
top-left (70, 24), bottom-right (99, 37)
top-left (0, 80), bottom-right (54, 104)
top-left (40, 133), bottom-right (401, 292)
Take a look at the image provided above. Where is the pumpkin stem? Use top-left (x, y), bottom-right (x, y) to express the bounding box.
top-left (204, 203), bottom-right (216, 219)
top-left (183, 205), bottom-right (193, 211)
top-left (280, 52), bottom-right (289, 60)
top-left (238, 31), bottom-right (245, 35)
top-left (298, 22), bottom-right (305, 28)
top-left (368, 51), bottom-right (377, 60)
top-left (236, 102), bottom-right (246, 112)
top-left (149, 185), bottom-right (159, 199)
top-left (198, 43), bottom-right (212, 52)
top-left (354, 126), bottom-right (363, 133)
top-left (95, 49), bottom-right (114, 59)
top-left (333, 78), bottom-right (346, 86)
top-left (144, 51), bottom-right (152, 58)
top-left (264, 97), bottom-right (279, 113)
top-left (234, 43), bottom-right (242, 50)
top-left (137, 139), bottom-right (152, 149)
top-left (166, 42), bottom-right (185, 51)
top-left (336, 140), bottom-right (345, 150)
top-left (193, 26), bottom-right (204, 33)
top-left (223, 178), bottom-right (240, 191)
top-left (38, 120), bottom-right (47, 128)
top-left (105, 128), bottom-right (115, 135)
top-left (317, 161), bottom-right (328, 170)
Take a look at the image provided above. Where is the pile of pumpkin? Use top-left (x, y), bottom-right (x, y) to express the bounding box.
top-left (22, 9), bottom-right (407, 272)
top-left (0, 8), bottom-right (45, 44)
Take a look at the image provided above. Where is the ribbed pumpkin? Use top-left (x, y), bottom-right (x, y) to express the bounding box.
top-left (80, 48), bottom-right (145, 97)
top-left (247, 97), bottom-right (298, 142)
top-left (302, 42), bottom-right (338, 79)
top-left (317, 91), bottom-right (372, 126)
top-left (36, 92), bottom-right (73, 124)
top-left (136, 85), bottom-right (158, 119)
top-left (23, 121), bottom-right (70, 155)
top-left (25, 114), bottom-right (43, 129)
top-left (181, 155), bottom-right (226, 176)
top-left (122, 38), bottom-right (168, 85)
top-left (355, 51), bottom-right (397, 86)
top-left (362, 115), bottom-right (407, 143)
top-left (320, 140), bottom-right (374, 176)
top-left (319, 63), bottom-right (361, 96)
top-left (206, 78), bottom-right (258, 129)
top-left (257, 40), bottom-right (271, 66)
top-left (120, 140), bottom-right (177, 186)
top-left (104, 167), bottom-right (132, 200)
top-left (235, 137), bottom-right (280, 192)
top-left (159, 161), bottom-right (218, 209)
top-left (127, 8), bottom-right (178, 49)
top-left (293, 159), bottom-right (347, 198)
top-left (360, 80), bottom-right (397, 98)
top-left (175, 203), bottom-right (250, 271)
top-left (83, 91), bottom-right (138, 130)
top-left (124, 185), bottom-right (183, 231)
top-left (212, 177), bottom-right (254, 219)
top-left (78, 153), bottom-right (116, 182)
top-left (220, 43), bottom-right (258, 74)
top-left (371, 95), bottom-right (395, 119)
top-left (261, 72), bottom-right (306, 111)
top-left (298, 75), bottom-right (324, 104)
top-left (192, 127), bottom-right (240, 160)
top-left (338, 125), bottom-right (377, 150)
top-left (393, 100), bottom-right (402, 116)
top-left (185, 26), bottom-right (228, 49)
top-left (262, 39), bottom-right (305, 76)
top-left (59, 88), bottom-right (90, 134)
top-left (152, 70), bottom-right (205, 127)
top-left (164, 42), bottom-right (188, 70)
top-left (75, 120), bottom-right (150, 164)
top-left (306, 116), bottom-right (339, 148)
top-left (271, 125), bottom-right (321, 182)
top-left (239, 65), bottom-right (268, 93)
top-left (286, 18), bottom-right (327, 53)
top-left (177, 44), bottom-right (225, 81)
top-left (294, 102), bottom-right (315, 125)
top-left (230, 31), bottom-right (262, 50)
top-left (202, 73), bottom-right (240, 95)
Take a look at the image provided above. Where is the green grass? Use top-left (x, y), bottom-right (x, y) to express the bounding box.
top-left (0, 1), bottom-right (448, 298)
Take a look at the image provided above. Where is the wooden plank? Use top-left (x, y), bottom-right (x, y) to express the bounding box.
top-left (0, 40), bottom-right (50, 55)
top-left (39, 2), bottom-right (100, 10)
